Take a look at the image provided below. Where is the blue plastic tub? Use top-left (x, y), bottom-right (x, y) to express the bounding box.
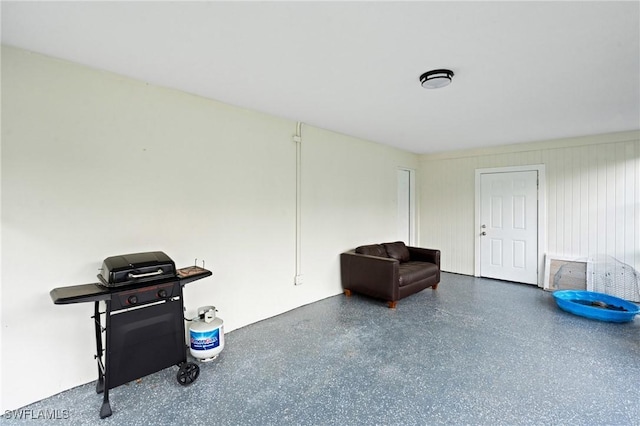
top-left (553, 290), bottom-right (639, 323)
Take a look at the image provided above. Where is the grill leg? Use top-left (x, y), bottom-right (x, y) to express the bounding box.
top-left (96, 378), bottom-right (104, 394)
top-left (100, 400), bottom-right (112, 419)
top-left (99, 300), bottom-right (113, 419)
top-left (93, 302), bottom-right (104, 394)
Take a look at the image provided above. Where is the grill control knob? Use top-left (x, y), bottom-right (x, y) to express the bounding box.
top-left (158, 289), bottom-right (168, 298)
top-left (127, 295), bottom-right (138, 305)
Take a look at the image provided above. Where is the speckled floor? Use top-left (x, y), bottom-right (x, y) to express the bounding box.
top-left (3, 272), bottom-right (640, 425)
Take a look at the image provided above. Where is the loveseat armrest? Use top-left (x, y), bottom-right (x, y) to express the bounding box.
top-left (407, 246), bottom-right (440, 267)
top-left (340, 251), bottom-right (399, 301)
top-left (407, 246), bottom-right (440, 285)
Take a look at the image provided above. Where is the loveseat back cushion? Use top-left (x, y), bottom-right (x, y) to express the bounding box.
top-left (355, 244), bottom-right (388, 258)
top-left (383, 241), bottom-right (410, 263)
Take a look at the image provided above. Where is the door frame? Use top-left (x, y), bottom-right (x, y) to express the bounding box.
top-left (397, 167), bottom-right (417, 246)
top-left (474, 165), bottom-right (547, 287)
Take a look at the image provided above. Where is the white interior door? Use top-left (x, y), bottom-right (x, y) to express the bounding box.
top-left (397, 169), bottom-right (413, 245)
top-left (480, 170), bottom-right (538, 284)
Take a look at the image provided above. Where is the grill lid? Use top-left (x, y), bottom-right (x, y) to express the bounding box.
top-left (98, 251), bottom-right (176, 288)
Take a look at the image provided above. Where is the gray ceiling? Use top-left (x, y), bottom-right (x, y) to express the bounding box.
top-left (2, 1), bottom-right (639, 154)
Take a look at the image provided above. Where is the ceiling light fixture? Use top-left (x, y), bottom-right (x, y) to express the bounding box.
top-left (420, 69), bottom-right (454, 89)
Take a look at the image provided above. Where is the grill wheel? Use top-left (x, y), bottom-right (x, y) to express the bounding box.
top-left (176, 362), bottom-right (200, 386)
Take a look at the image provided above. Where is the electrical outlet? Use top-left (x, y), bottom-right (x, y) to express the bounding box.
top-left (294, 275), bottom-right (304, 285)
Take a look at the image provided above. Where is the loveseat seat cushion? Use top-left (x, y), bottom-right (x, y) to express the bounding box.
top-left (355, 244), bottom-right (388, 258)
top-left (398, 261), bottom-right (439, 287)
top-left (382, 241), bottom-right (410, 263)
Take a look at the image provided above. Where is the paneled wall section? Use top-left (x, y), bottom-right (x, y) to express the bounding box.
top-left (419, 132), bottom-right (640, 277)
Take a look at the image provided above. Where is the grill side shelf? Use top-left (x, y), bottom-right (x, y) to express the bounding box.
top-left (50, 283), bottom-right (112, 305)
top-left (177, 266), bottom-right (212, 286)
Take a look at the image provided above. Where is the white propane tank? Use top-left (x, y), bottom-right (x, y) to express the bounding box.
top-left (189, 306), bottom-right (224, 362)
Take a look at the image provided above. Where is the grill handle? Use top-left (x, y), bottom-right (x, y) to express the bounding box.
top-left (128, 269), bottom-right (163, 279)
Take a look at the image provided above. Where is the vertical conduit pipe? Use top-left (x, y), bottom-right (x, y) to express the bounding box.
top-left (294, 122), bottom-right (303, 285)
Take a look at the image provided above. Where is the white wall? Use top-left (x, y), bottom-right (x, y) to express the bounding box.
top-left (0, 46), bottom-right (418, 411)
top-left (419, 131), bottom-right (640, 279)
top-left (300, 126), bottom-right (418, 299)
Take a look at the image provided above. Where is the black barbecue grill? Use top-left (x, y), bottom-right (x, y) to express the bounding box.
top-left (50, 251), bottom-right (211, 419)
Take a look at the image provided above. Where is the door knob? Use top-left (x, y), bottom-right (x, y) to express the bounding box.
top-left (481, 231), bottom-right (486, 236)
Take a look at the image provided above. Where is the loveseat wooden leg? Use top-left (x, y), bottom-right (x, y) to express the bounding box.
top-left (432, 282), bottom-right (439, 290)
top-left (344, 289), bottom-right (352, 297)
top-left (387, 301), bottom-right (397, 309)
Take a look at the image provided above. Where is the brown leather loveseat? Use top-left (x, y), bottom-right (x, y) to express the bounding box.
top-left (340, 241), bottom-right (440, 308)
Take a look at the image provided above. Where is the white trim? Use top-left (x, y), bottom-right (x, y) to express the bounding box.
top-left (474, 164), bottom-right (547, 286)
top-left (421, 130), bottom-right (639, 161)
